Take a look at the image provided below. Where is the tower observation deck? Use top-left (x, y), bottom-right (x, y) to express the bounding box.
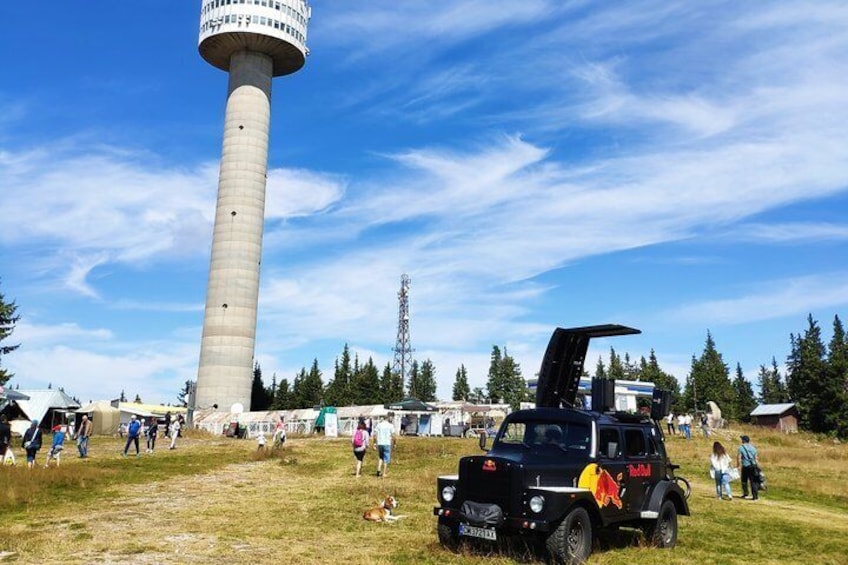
top-left (194, 0), bottom-right (310, 413)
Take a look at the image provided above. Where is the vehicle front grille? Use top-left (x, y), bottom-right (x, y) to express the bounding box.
top-left (459, 457), bottom-right (520, 515)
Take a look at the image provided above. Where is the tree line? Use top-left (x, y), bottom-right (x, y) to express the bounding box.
top-left (0, 279), bottom-right (845, 437)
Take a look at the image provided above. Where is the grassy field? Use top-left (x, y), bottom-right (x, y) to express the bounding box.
top-left (0, 424), bottom-right (846, 564)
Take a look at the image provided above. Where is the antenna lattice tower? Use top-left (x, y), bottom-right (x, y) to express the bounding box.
top-left (392, 274), bottom-right (414, 391)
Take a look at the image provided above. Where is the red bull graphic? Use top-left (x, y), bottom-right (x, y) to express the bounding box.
top-left (627, 463), bottom-right (652, 478)
top-left (578, 463), bottom-right (623, 509)
top-left (482, 459), bottom-right (497, 472)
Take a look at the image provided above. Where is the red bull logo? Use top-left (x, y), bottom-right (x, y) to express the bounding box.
top-left (628, 463), bottom-right (652, 478)
top-left (482, 459), bottom-right (497, 472)
top-left (578, 463), bottom-right (623, 509)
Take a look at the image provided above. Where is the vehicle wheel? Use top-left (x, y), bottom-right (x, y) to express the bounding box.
top-left (438, 522), bottom-right (461, 553)
top-left (644, 499), bottom-right (677, 548)
top-left (545, 507), bottom-right (592, 564)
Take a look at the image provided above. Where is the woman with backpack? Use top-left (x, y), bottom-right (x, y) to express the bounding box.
top-left (351, 419), bottom-right (370, 477)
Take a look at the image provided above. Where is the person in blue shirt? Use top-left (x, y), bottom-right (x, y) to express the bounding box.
top-left (44, 425), bottom-right (66, 468)
top-left (123, 415), bottom-right (142, 457)
top-left (736, 435), bottom-right (760, 500)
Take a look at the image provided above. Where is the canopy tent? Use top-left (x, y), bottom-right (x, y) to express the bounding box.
top-left (314, 406), bottom-right (336, 429)
top-left (76, 400), bottom-right (121, 436)
top-left (385, 398), bottom-right (437, 412)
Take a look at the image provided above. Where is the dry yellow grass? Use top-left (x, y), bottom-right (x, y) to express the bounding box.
top-left (0, 424), bottom-right (845, 564)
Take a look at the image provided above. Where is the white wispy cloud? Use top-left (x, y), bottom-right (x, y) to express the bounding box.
top-left (667, 274), bottom-right (848, 326)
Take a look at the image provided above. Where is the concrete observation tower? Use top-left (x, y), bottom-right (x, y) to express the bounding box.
top-left (195, 0), bottom-right (311, 412)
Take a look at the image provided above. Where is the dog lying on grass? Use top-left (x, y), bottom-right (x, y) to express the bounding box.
top-left (362, 495), bottom-right (406, 523)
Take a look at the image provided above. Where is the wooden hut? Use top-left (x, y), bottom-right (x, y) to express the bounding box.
top-left (750, 403), bottom-right (798, 433)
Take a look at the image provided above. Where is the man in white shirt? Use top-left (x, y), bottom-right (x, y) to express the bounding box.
top-left (374, 414), bottom-right (396, 478)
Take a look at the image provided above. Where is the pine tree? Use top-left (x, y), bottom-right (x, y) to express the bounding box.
top-left (351, 357), bottom-right (381, 405)
top-left (379, 363), bottom-right (403, 404)
top-left (731, 363), bottom-right (757, 423)
top-left (824, 315), bottom-right (848, 437)
top-left (251, 362), bottom-right (271, 411)
top-left (640, 350), bottom-right (682, 410)
top-left (0, 280), bottom-right (20, 386)
top-left (786, 315), bottom-right (826, 432)
top-left (594, 357), bottom-right (607, 379)
top-left (406, 360), bottom-right (423, 399)
top-left (416, 359), bottom-right (438, 402)
top-left (499, 352), bottom-right (527, 410)
top-left (303, 359), bottom-right (325, 408)
top-left (607, 347), bottom-right (625, 380)
top-left (272, 377), bottom-right (293, 410)
top-left (120, 390), bottom-right (127, 402)
top-left (452, 364), bottom-right (470, 401)
top-left (471, 387), bottom-right (486, 403)
top-left (134, 394), bottom-right (143, 404)
top-left (684, 332), bottom-right (735, 417)
top-left (485, 346), bottom-right (504, 402)
top-left (325, 344), bottom-right (353, 406)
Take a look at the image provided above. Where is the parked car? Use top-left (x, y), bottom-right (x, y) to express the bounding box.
top-left (434, 324), bottom-right (689, 564)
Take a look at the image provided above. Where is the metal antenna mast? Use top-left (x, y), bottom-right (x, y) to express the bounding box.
top-left (392, 274), bottom-right (414, 392)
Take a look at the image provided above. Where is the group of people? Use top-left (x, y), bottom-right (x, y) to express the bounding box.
top-left (0, 411), bottom-right (187, 467)
top-left (122, 414), bottom-right (184, 456)
top-left (666, 412), bottom-right (695, 439)
top-left (1, 415), bottom-right (92, 468)
top-left (351, 414), bottom-right (396, 478)
top-left (709, 435), bottom-right (763, 501)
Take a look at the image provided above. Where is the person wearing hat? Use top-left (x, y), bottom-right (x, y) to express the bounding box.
top-left (44, 425), bottom-right (66, 468)
top-left (21, 419), bottom-right (43, 469)
top-left (736, 435), bottom-right (760, 500)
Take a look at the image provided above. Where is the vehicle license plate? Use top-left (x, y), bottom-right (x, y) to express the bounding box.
top-left (459, 524), bottom-right (497, 541)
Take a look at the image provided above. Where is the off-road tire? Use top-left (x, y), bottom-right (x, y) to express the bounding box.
top-left (545, 507), bottom-right (592, 564)
top-left (643, 499), bottom-right (677, 548)
top-left (438, 522), bottom-right (460, 552)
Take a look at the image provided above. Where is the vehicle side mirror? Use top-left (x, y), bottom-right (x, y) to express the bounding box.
top-left (479, 430), bottom-right (488, 451)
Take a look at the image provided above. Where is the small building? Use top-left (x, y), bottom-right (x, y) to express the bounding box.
top-left (750, 403), bottom-right (798, 433)
top-left (4, 389), bottom-right (80, 431)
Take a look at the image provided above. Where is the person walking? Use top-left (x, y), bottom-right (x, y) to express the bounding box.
top-left (700, 413), bottom-right (710, 437)
top-left (683, 413), bottom-right (693, 440)
top-left (374, 414), bottom-right (396, 479)
top-left (122, 415), bottom-right (142, 457)
top-left (272, 416), bottom-right (287, 449)
top-left (22, 420), bottom-right (42, 469)
top-left (0, 415), bottom-right (15, 466)
top-left (76, 414), bottom-right (92, 458)
top-left (145, 417), bottom-right (158, 453)
top-left (737, 435), bottom-right (760, 501)
top-left (169, 416), bottom-right (181, 449)
top-left (351, 419), bottom-right (370, 477)
top-left (710, 441), bottom-right (733, 500)
top-left (666, 412), bottom-right (675, 435)
top-left (44, 425), bottom-right (66, 468)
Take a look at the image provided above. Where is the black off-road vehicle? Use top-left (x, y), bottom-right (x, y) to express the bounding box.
top-left (434, 325), bottom-right (689, 564)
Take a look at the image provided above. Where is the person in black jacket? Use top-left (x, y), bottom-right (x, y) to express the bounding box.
top-left (0, 415), bottom-right (13, 465)
top-left (22, 419), bottom-right (42, 469)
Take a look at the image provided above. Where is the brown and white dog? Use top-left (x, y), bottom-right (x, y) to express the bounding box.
top-left (362, 495), bottom-right (405, 522)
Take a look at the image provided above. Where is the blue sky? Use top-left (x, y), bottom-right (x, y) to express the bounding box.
top-left (2, 1), bottom-right (847, 405)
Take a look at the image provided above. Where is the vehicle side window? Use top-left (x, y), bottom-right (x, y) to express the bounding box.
top-left (500, 422), bottom-right (526, 444)
top-left (599, 428), bottom-right (620, 459)
top-left (624, 428), bottom-right (646, 457)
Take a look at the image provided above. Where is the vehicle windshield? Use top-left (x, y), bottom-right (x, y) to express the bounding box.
top-left (496, 419), bottom-right (591, 453)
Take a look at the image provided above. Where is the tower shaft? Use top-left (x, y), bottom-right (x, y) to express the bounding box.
top-left (392, 274), bottom-right (414, 391)
top-left (196, 51), bottom-right (273, 412)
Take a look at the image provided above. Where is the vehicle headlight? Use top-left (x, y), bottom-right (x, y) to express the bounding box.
top-left (441, 485), bottom-right (456, 502)
top-left (529, 495), bottom-right (545, 513)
